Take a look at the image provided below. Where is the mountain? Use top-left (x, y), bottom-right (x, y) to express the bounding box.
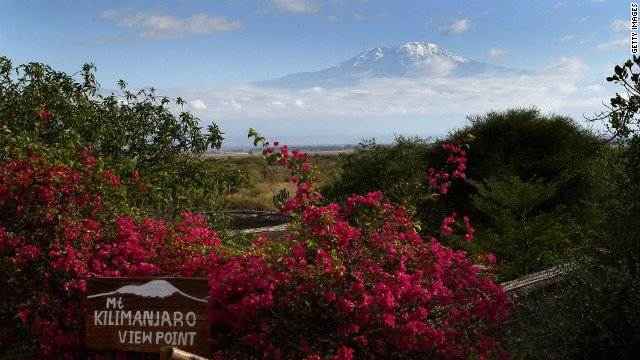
top-left (253, 42), bottom-right (527, 90)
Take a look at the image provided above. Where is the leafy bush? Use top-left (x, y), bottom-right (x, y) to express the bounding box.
top-left (322, 135), bottom-right (466, 232)
top-left (0, 134), bottom-right (222, 359)
top-left (0, 131), bottom-right (511, 359)
top-left (0, 57), bottom-right (232, 224)
top-left (466, 176), bottom-right (572, 281)
top-left (442, 107), bottom-right (603, 220)
top-left (547, 57), bottom-right (640, 357)
top-left (207, 136), bottom-right (510, 359)
top-left (324, 108), bottom-right (604, 279)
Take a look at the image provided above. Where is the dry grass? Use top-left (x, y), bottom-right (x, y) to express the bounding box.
top-left (224, 181), bottom-right (298, 211)
top-left (215, 153), bottom-right (342, 211)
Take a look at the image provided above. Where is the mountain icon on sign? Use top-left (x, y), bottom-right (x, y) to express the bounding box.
top-left (86, 279), bottom-right (208, 303)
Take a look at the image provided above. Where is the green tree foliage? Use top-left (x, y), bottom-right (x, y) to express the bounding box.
top-left (590, 56), bottom-right (640, 141)
top-left (0, 57), bottom-right (236, 225)
top-left (322, 135), bottom-right (434, 200)
top-left (324, 107), bottom-right (604, 279)
top-left (441, 107), bottom-right (603, 219)
top-left (467, 176), bottom-right (571, 280)
top-left (549, 58), bottom-right (640, 358)
top-left (322, 135), bottom-right (450, 230)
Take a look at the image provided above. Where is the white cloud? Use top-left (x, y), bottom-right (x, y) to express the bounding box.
top-left (191, 99), bottom-right (207, 110)
top-left (116, 11), bottom-right (151, 28)
top-left (487, 47), bottom-right (508, 59)
top-left (139, 14), bottom-right (182, 32)
top-left (539, 57), bottom-right (589, 74)
top-left (440, 18), bottom-right (473, 35)
top-left (95, 9), bottom-right (122, 21)
top-left (611, 19), bottom-right (631, 31)
top-left (271, 101), bottom-right (285, 109)
top-left (559, 35), bottom-right (574, 42)
top-left (353, 14), bottom-right (366, 21)
top-left (218, 98), bottom-right (243, 110)
top-left (172, 65), bottom-right (607, 146)
top-left (327, 14), bottom-right (339, 21)
top-left (408, 57), bottom-right (457, 76)
top-left (94, 9), bottom-right (243, 42)
top-left (271, 0), bottom-right (320, 13)
top-left (595, 37), bottom-right (629, 52)
top-left (139, 13), bottom-right (243, 39)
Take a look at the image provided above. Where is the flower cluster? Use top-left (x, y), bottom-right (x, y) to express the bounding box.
top-left (427, 139), bottom-right (469, 198)
top-left (2, 124), bottom-right (509, 359)
top-left (207, 139), bottom-right (509, 359)
top-left (0, 143), bottom-right (221, 359)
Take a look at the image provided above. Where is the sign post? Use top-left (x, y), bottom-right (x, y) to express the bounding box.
top-left (86, 277), bottom-right (210, 355)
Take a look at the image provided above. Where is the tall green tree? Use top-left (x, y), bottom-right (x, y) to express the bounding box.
top-left (467, 176), bottom-right (571, 280)
top-left (324, 108), bottom-right (604, 279)
top-left (0, 57), bottom-right (232, 224)
top-left (441, 107), bottom-right (603, 218)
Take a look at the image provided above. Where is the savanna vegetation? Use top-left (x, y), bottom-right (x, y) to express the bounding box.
top-left (323, 107), bottom-right (605, 282)
top-left (2, 52), bottom-right (640, 359)
top-left (212, 153), bottom-right (341, 211)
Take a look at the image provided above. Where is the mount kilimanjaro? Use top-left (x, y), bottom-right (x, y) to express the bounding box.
top-left (253, 42), bottom-right (527, 90)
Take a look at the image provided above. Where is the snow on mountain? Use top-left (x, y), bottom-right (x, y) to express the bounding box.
top-left (347, 42), bottom-right (470, 68)
top-left (253, 42), bottom-right (526, 90)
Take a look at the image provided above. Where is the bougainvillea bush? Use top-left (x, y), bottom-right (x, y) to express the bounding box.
top-left (207, 135), bottom-right (509, 359)
top-left (1, 119), bottom-right (509, 359)
top-left (0, 128), bottom-right (222, 359)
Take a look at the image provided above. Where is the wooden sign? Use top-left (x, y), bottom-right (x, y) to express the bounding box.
top-left (86, 277), bottom-right (210, 355)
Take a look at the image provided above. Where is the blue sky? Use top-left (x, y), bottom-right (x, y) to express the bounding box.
top-left (0, 0), bottom-right (634, 147)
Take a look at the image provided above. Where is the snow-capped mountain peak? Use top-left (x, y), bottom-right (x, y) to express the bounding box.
top-left (396, 42), bottom-right (469, 63)
top-left (349, 42), bottom-right (470, 68)
top-left (253, 41), bottom-right (525, 90)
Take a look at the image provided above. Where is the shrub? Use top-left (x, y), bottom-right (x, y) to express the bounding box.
top-left (0, 134), bottom-right (222, 359)
top-left (207, 135), bottom-right (510, 359)
top-left (0, 57), bottom-right (231, 224)
top-left (323, 108), bottom-right (605, 279)
top-left (442, 107), bottom-right (603, 220)
top-left (548, 57), bottom-right (640, 357)
top-left (466, 176), bottom-right (572, 281)
top-left (0, 131), bottom-right (512, 359)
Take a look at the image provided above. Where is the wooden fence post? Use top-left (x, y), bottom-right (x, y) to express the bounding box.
top-left (159, 346), bottom-right (207, 360)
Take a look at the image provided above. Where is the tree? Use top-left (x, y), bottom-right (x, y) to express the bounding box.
top-left (590, 55), bottom-right (640, 141)
top-left (321, 135), bottom-right (455, 231)
top-left (0, 57), bottom-right (232, 224)
top-left (466, 176), bottom-right (571, 280)
top-left (441, 107), bottom-right (602, 215)
top-left (547, 58), bottom-right (640, 358)
top-left (324, 108), bottom-right (604, 279)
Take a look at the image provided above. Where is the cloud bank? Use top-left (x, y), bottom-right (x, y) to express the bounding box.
top-left (168, 58), bottom-right (608, 146)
